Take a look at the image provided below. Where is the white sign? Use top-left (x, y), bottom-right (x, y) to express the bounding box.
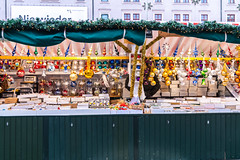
top-left (11, 6), bottom-right (88, 21)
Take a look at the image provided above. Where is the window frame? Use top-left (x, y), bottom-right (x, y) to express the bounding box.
top-left (124, 13), bottom-right (131, 20)
top-left (133, 13), bottom-right (140, 20)
top-left (183, 14), bottom-right (189, 21)
top-left (227, 14), bottom-right (235, 22)
top-left (201, 14), bottom-right (208, 21)
top-left (201, 0), bottom-right (207, 3)
top-left (155, 14), bottom-right (162, 21)
top-left (174, 14), bottom-right (181, 21)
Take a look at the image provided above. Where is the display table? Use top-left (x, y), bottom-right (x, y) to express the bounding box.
top-left (0, 113), bottom-right (239, 160)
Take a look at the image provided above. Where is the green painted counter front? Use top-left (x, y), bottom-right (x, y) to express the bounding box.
top-left (0, 113), bottom-right (240, 160)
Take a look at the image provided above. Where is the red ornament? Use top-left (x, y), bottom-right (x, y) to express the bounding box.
top-left (62, 90), bottom-right (68, 96)
top-left (29, 67), bottom-right (36, 73)
top-left (91, 65), bottom-right (96, 70)
top-left (17, 69), bottom-right (25, 77)
top-left (91, 61), bottom-right (96, 65)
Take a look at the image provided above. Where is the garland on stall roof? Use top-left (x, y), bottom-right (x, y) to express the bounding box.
top-left (138, 41), bottom-right (146, 98)
top-left (130, 45), bottom-right (139, 98)
top-left (1, 19), bottom-right (240, 38)
top-left (140, 35), bottom-right (162, 52)
top-left (114, 40), bottom-right (132, 53)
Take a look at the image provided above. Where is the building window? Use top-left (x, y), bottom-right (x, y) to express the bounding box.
top-left (228, 0), bottom-right (235, 3)
top-left (201, 14), bottom-right (208, 21)
top-left (155, 0), bottom-right (161, 2)
top-left (227, 14), bottom-right (235, 22)
top-left (101, 0), bottom-right (108, 2)
top-left (124, 0), bottom-right (130, 2)
top-left (124, 13), bottom-right (131, 20)
top-left (183, 14), bottom-right (189, 21)
top-left (41, 0), bottom-right (59, 2)
top-left (201, 0), bottom-right (207, 3)
top-left (174, 14), bottom-right (180, 21)
top-left (174, 0), bottom-right (180, 3)
top-left (155, 14), bottom-right (162, 21)
top-left (133, 0), bottom-right (139, 2)
top-left (101, 14), bottom-right (109, 20)
top-left (133, 14), bottom-right (140, 20)
top-left (183, 0), bottom-right (189, 2)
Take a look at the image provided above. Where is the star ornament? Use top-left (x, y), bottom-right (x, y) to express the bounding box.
top-left (236, 45), bottom-right (240, 51)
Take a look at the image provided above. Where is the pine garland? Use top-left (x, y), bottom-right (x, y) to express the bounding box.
top-left (1, 19), bottom-right (240, 38)
top-left (138, 41), bottom-right (146, 98)
top-left (114, 40), bottom-right (132, 53)
top-left (130, 45), bottom-right (139, 98)
top-left (140, 35), bottom-right (162, 52)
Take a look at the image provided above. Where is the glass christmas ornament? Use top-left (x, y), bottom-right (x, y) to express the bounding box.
top-left (235, 78), bottom-right (240, 83)
top-left (162, 71), bottom-right (168, 78)
top-left (201, 79), bottom-right (206, 85)
top-left (70, 70), bottom-right (78, 81)
top-left (151, 81), bottom-right (156, 86)
top-left (17, 68), bottom-right (25, 77)
top-left (165, 80), bottom-right (171, 86)
top-left (148, 77), bottom-right (154, 82)
top-left (70, 81), bottom-right (77, 87)
top-left (222, 81), bottom-right (227, 86)
top-left (149, 72), bottom-right (155, 78)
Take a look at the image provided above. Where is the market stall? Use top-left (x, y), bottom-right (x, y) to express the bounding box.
top-left (1, 19), bottom-right (240, 159)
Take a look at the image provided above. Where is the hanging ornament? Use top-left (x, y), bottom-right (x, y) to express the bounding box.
top-left (56, 45), bottom-right (61, 56)
top-left (95, 49), bottom-right (98, 56)
top-left (34, 47), bottom-right (38, 56)
top-left (12, 44), bottom-right (17, 56)
top-left (193, 42), bottom-right (198, 57)
top-left (43, 47), bottom-right (47, 57)
top-left (65, 43), bottom-right (71, 57)
top-left (81, 44), bottom-right (86, 57)
top-left (173, 43), bottom-right (178, 57)
top-left (216, 45), bottom-right (220, 58)
top-left (209, 46), bottom-right (212, 58)
top-left (70, 70), bottom-right (78, 81)
top-left (27, 46), bottom-right (30, 57)
top-left (29, 66), bottom-right (36, 73)
top-left (220, 45), bottom-right (226, 57)
top-left (158, 42), bottom-right (161, 57)
top-left (84, 47), bottom-right (94, 79)
top-left (102, 47), bottom-right (106, 56)
top-left (228, 46), bottom-right (233, 58)
top-left (221, 62), bottom-right (229, 86)
top-left (114, 44), bottom-right (119, 56)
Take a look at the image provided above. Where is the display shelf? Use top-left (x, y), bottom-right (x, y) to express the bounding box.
top-left (0, 71), bottom-right (103, 76)
top-left (0, 55), bottom-right (238, 61)
top-left (0, 56), bottom-right (129, 60)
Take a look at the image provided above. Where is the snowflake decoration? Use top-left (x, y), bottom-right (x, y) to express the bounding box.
top-left (162, 43), bottom-right (170, 51)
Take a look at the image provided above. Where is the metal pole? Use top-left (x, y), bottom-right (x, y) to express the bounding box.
top-left (92, 0), bottom-right (94, 20)
top-left (5, 0), bottom-right (7, 19)
top-left (220, 0), bottom-right (222, 22)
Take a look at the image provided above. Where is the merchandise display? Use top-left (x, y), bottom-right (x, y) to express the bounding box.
top-left (0, 19), bottom-right (240, 115)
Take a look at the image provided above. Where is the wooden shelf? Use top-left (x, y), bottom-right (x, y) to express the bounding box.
top-left (0, 56), bottom-right (129, 60)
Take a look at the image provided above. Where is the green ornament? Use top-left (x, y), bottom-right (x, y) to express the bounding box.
top-left (34, 47), bottom-right (38, 56)
top-left (216, 49), bottom-right (220, 57)
top-left (201, 79), bottom-right (206, 85)
top-left (57, 46), bottom-right (61, 56)
top-left (201, 71), bottom-right (205, 76)
top-left (201, 50), bottom-right (205, 57)
top-left (204, 74), bottom-right (208, 78)
top-left (203, 68), bottom-right (208, 73)
top-left (95, 49), bottom-right (98, 56)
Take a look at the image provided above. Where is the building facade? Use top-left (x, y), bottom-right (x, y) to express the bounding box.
top-left (0, 0), bottom-right (239, 22)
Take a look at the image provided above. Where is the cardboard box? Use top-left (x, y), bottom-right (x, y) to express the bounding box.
top-left (5, 98), bottom-right (18, 104)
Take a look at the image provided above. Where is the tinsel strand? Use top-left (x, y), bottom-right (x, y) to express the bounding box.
top-left (114, 40), bottom-right (132, 53)
top-left (138, 41), bottom-right (146, 98)
top-left (130, 45), bottom-right (139, 98)
top-left (140, 36), bottom-right (162, 52)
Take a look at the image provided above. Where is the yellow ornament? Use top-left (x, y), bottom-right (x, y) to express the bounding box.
top-left (151, 81), bottom-right (156, 86)
top-left (167, 70), bottom-right (173, 76)
top-left (67, 66), bottom-right (71, 69)
top-left (164, 77), bottom-right (170, 81)
top-left (148, 77), bottom-right (154, 82)
top-left (69, 71), bottom-right (78, 81)
top-left (165, 80), bottom-right (171, 86)
top-left (222, 81), bottom-right (227, 86)
top-left (238, 83), bottom-right (240, 87)
top-left (162, 71), bottom-right (168, 78)
top-left (60, 66), bottom-right (64, 70)
top-left (153, 68), bottom-right (158, 74)
top-left (235, 78), bottom-right (240, 83)
top-left (221, 63), bottom-right (228, 76)
top-left (149, 72), bottom-right (155, 78)
top-left (236, 70), bottom-right (240, 76)
top-left (84, 69), bottom-right (94, 79)
top-left (224, 77), bottom-right (229, 82)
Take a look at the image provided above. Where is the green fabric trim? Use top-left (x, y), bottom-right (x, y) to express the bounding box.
top-left (4, 30), bottom-right (65, 47)
top-left (66, 29), bottom-right (124, 43)
top-left (125, 30), bottom-right (145, 46)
